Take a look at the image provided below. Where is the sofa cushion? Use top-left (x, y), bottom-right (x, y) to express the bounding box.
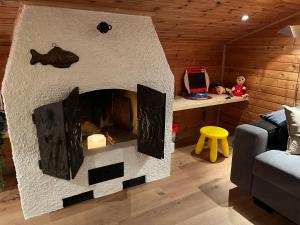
top-left (253, 150), bottom-right (300, 199)
top-left (252, 120), bottom-right (288, 151)
top-left (283, 105), bottom-right (300, 155)
top-left (260, 106), bottom-right (300, 127)
top-left (260, 109), bottom-right (286, 126)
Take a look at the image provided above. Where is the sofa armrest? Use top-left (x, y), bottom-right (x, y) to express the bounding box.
top-left (230, 124), bottom-right (268, 193)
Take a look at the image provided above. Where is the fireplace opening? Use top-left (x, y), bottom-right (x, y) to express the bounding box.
top-left (32, 85), bottom-right (166, 180)
top-left (79, 89), bottom-right (137, 150)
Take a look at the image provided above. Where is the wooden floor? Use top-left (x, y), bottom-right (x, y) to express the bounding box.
top-left (0, 145), bottom-right (295, 225)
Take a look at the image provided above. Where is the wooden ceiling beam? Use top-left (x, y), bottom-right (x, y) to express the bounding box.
top-left (227, 11), bottom-right (300, 44)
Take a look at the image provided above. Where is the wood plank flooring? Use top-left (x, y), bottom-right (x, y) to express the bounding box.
top-left (0, 145), bottom-right (295, 225)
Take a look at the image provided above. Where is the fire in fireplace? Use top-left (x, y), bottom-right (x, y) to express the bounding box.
top-left (79, 89), bottom-right (137, 150)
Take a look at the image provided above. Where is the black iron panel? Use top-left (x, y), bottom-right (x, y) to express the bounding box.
top-left (123, 176), bottom-right (146, 189)
top-left (137, 84), bottom-right (166, 159)
top-left (64, 87), bottom-right (84, 179)
top-left (34, 101), bottom-right (70, 179)
top-left (63, 191), bottom-right (94, 207)
top-left (88, 162), bottom-right (124, 185)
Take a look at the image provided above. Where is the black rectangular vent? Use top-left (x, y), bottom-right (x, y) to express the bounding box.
top-left (88, 162), bottom-right (124, 185)
top-left (63, 190), bottom-right (94, 208)
top-left (123, 176), bottom-right (146, 189)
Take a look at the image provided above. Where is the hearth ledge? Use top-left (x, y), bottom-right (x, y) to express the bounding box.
top-left (84, 139), bottom-right (137, 156)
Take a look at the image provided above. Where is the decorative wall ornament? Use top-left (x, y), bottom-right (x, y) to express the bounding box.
top-left (97, 22), bottom-right (112, 33)
top-left (30, 44), bottom-right (79, 68)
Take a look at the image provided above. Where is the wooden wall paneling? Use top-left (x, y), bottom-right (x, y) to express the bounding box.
top-left (220, 14), bottom-right (300, 133)
top-left (2, 138), bottom-right (17, 191)
top-left (166, 46), bottom-right (223, 94)
top-left (0, 1), bottom-right (20, 191)
top-left (173, 106), bottom-right (219, 147)
top-left (0, 1), bottom-right (20, 84)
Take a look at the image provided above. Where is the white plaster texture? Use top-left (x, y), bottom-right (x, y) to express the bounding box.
top-left (2, 5), bottom-right (174, 219)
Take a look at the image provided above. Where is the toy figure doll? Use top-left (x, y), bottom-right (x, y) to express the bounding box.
top-left (232, 76), bottom-right (246, 97)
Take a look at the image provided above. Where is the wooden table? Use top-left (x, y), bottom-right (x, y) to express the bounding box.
top-left (173, 94), bottom-right (248, 111)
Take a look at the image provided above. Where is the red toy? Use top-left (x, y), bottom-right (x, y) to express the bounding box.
top-left (172, 122), bottom-right (180, 142)
top-left (184, 67), bottom-right (210, 94)
top-left (232, 76), bottom-right (246, 97)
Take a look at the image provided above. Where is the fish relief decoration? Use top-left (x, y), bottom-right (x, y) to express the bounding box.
top-left (30, 44), bottom-right (79, 68)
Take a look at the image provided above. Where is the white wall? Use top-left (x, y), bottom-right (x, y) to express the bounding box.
top-left (2, 5), bottom-right (174, 219)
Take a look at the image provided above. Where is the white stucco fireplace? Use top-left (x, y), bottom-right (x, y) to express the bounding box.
top-left (2, 5), bottom-right (174, 219)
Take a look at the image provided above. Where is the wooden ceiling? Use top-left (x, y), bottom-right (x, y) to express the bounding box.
top-left (1, 0), bottom-right (300, 78)
top-left (1, 0), bottom-right (300, 43)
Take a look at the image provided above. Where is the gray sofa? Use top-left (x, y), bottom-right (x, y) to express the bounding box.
top-left (231, 124), bottom-right (300, 224)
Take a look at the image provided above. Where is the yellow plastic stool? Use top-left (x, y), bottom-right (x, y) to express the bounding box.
top-left (195, 126), bottom-right (229, 163)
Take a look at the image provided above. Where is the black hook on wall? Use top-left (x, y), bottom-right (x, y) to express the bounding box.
top-left (97, 22), bottom-right (112, 34)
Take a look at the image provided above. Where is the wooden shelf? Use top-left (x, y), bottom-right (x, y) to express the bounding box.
top-left (173, 94), bottom-right (248, 111)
